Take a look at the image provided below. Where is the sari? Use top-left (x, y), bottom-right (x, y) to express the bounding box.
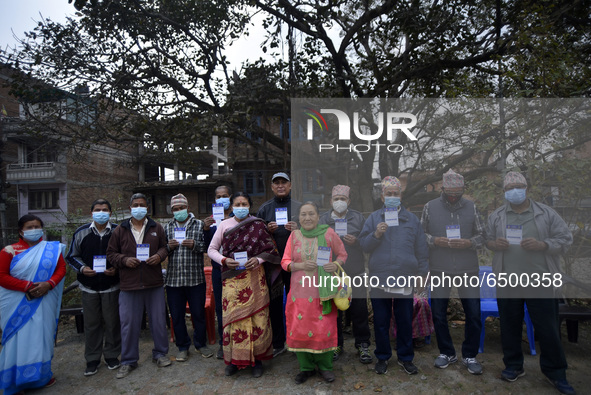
top-left (220, 217), bottom-right (279, 368)
top-left (0, 241), bottom-right (65, 395)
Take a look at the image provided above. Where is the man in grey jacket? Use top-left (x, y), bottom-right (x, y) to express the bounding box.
top-left (486, 171), bottom-right (575, 395)
top-left (421, 170), bottom-right (485, 375)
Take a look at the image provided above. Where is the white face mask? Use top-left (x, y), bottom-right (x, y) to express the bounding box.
top-left (332, 200), bottom-right (348, 214)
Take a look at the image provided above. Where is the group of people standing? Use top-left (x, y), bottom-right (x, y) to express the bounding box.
top-left (0, 169), bottom-right (577, 395)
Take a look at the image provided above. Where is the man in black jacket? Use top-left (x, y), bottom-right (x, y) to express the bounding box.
top-left (67, 198), bottom-right (121, 377)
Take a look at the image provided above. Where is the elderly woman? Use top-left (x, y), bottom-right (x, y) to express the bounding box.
top-left (281, 201), bottom-right (348, 384)
top-left (207, 192), bottom-right (279, 378)
top-left (0, 214), bottom-right (66, 394)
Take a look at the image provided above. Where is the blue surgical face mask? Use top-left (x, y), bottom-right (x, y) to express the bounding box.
top-left (216, 197), bottom-right (231, 210)
top-left (173, 209), bottom-right (189, 222)
top-left (23, 229), bottom-right (44, 242)
top-left (384, 196), bottom-right (401, 208)
top-left (233, 207), bottom-right (250, 219)
top-left (505, 188), bottom-right (527, 205)
top-left (131, 207), bottom-right (148, 220)
top-left (92, 211), bottom-right (110, 225)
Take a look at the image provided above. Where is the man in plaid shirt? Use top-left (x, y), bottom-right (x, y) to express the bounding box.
top-left (165, 194), bottom-right (213, 362)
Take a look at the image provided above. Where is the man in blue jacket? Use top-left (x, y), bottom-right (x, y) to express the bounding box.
top-left (359, 176), bottom-right (429, 376)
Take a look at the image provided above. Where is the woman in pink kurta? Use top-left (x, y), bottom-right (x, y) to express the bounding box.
top-left (281, 202), bottom-right (347, 384)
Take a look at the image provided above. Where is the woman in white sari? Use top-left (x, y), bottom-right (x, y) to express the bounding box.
top-left (0, 214), bottom-right (66, 394)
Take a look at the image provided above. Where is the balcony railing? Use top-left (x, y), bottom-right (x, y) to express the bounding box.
top-left (6, 162), bottom-right (66, 182)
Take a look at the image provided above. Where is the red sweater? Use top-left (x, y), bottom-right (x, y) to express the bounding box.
top-left (0, 239), bottom-right (67, 292)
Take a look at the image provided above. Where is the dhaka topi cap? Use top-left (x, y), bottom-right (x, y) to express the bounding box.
top-left (332, 185), bottom-right (350, 198)
top-left (272, 172), bottom-right (290, 182)
top-left (381, 176), bottom-right (401, 192)
top-left (442, 169), bottom-right (464, 188)
top-left (503, 171), bottom-right (527, 188)
top-left (170, 193), bottom-right (188, 208)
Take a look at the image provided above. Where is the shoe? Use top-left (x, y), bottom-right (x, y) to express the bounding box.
top-left (105, 358), bottom-right (121, 370)
top-left (320, 370), bottom-right (335, 383)
top-left (357, 343), bottom-right (373, 364)
top-left (398, 359), bottom-right (418, 375)
top-left (225, 364), bottom-right (238, 376)
top-left (434, 354), bottom-right (458, 369)
top-left (216, 345), bottom-right (224, 360)
top-left (546, 377), bottom-right (576, 395)
top-left (501, 368), bottom-right (525, 382)
top-left (375, 360), bottom-right (388, 374)
top-left (295, 370), bottom-right (315, 384)
top-left (176, 350), bottom-right (189, 362)
top-left (44, 377), bottom-right (57, 388)
top-left (462, 357), bottom-right (483, 375)
top-left (116, 364), bottom-right (136, 379)
top-left (252, 363), bottom-right (264, 378)
top-left (333, 346), bottom-right (343, 361)
top-left (196, 346), bottom-right (214, 358)
top-left (152, 356), bottom-right (172, 367)
top-left (273, 345), bottom-right (287, 358)
top-left (84, 361), bottom-right (99, 376)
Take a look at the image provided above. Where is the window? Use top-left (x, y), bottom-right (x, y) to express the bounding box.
top-left (244, 171), bottom-right (265, 196)
top-left (198, 190), bottom-right (215, 214)
top-left (29, 190), bottom-right (59, 210)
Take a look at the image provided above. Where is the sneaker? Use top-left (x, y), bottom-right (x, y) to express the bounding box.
top-left (84, 361), bottom-right (100, 376)
top-left (357, 343), bottom-right (373, 364)
top-left (295, 370), bottom-right (315, 384)
top-left (116, 364), bottom-right (136, 379)
top-left (216, 345), bottom-right (224, 360)
top-left (176, 350), bottom-right (189, 362)
top-left (152, 356), bottom-right (172, 367)
top-left (320, 370), bottom-right (335, 382)
top-left (196, 346), bottom-right (213, 358)
top-left (273, 345), bottom-right (287, 358)
top-left (375, 360), bottom-right (388, 374)
top-left (333, 346), bottom-right (343, 361)
top-left (462, 357), bottom-right (483, 375)
top-left (398, 359), bottom-right (418, 375)
top-left (434, 354), bottom-right (458, 369)
top-left (105, 358), bottom-right (120, 370)
top-left (545, 377), bottom-right (576, 395)
top-left (225, 364), bottom-right (238, 376)
top-left (501, 368), bottom-right (525, 382)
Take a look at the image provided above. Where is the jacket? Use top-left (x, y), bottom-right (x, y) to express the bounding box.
top-left (256, 195), bottom-right (302, 256)
top-left (359, 206), bottom-right (429, 287)
top-left (106, 217), bottom-right (168, 291)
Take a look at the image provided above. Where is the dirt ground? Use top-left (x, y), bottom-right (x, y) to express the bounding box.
top-left (19, 313), bottom-right (591, 395)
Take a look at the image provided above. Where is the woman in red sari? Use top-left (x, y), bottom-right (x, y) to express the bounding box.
top-left (281, 202), bottom-right (347, 384)
top-left (207, 192), bottom-right (279, 378)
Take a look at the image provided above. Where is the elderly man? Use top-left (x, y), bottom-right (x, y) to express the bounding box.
top-left (319, 185), bottom-right (372, 364)
top-left (256, 172), bottom-right (302, 357)
top-left (359, 176), bottom-right (429, 376)
top-left (106, 193), bottom-right (170, 379)
top-left (164, 194), bottom-right (212, 362)
top-left (486, 171), bottom-right (575, 395)
top-left (421, 169), bottom-right (485, 375)
top-left (67, 198), bottom-right (121, 376)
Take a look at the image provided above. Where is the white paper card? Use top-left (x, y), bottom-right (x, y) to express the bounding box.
top-left (234, 251), bottom-right (248, 269)
top-left (384, 208), bottom-right (399, 227)
top-left (213, 203), bottom-right (224, 227)
top-left (275, 208), bottom-right (288, 225)
top-left (93, 255), bottom-right (106, 273)
top-left (506, 225), bottom-right (523, 245)
top-left (174, 227), bottom-right (186, 241)
top-left (446, 225), bottom-right (461, 239)
top-left (136, 244), bottom-right (150, 261)
top-left (317, 246), bottom-right (331, 267)
top-left (335, 219), bottom-right (348, 236)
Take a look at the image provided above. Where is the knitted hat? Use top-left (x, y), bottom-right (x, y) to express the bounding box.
top-left (381, 176), bottom-right (401, 192)
top-left (332, 185), bottom-right (350, 198)
top-left (442, 169), bottom-right (464, 188)
top-left (170, 194), bottom-right (188, 208)
top-left (503, 171), bottom-right (527, 188)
